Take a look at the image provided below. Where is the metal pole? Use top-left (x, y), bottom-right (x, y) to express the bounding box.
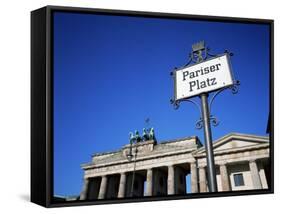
top-left (200, 93), bottom-right (218, 192)
top-left (130, 145), bottom-right (138, 197)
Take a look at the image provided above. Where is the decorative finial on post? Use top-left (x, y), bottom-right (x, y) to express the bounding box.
top-left (191, 41), bottom-right (206, 63)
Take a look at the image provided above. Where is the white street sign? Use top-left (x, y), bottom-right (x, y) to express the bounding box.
top-left (174, 53), bottom-right (234, 100)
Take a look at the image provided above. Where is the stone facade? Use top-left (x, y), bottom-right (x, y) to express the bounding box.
top-left (80, 133), bottom-right (270, 200)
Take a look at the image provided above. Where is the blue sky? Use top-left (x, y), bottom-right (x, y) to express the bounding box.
top-left (53, 12), bottom-right (270, 196)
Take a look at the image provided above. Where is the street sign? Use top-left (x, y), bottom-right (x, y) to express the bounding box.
top-left (171, 42), bottom-right (239, 193)
top-left (174, 53), bottom-right (234, 100)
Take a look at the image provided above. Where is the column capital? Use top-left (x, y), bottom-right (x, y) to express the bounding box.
top-left (190, 162), bottom-right (197, 168)
top-left (249, 159), bottom-right (257, 163)
top-left (218, 161), bottom-right (228, 166)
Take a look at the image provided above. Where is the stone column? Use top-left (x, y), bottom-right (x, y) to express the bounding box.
top-left (80, 178), bottom-right (89, 200)
top-left (249, 159), bottom-right (262, 189)
top-left (98, 175), bottom-right (108, 199)
top-left (190, 162), bottom-right (198, 193)
top-left (118, 173), bottom-right (127, 198)
top-left (259, 166), bottom-right (268, 189)
top-left (219, 163), bottom-right (230, 191)
top-left (167, 165), bottom-right (175, 195)
top-left (146, 168), bottom-right (153, 196)
top-left (199, 167), bottom-right (207, 192)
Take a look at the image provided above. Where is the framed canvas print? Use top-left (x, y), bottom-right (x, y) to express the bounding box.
top-left (31, 5), bottom-right (274, 208)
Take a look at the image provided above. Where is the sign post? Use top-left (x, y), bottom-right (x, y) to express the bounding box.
top-left (171, 41), bottom-right (239, 193)
top-left (200, 92), bottom-right (217, 192)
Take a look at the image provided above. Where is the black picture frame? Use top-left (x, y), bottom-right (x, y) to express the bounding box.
top-left (31, 5), bottom-right (274, 208)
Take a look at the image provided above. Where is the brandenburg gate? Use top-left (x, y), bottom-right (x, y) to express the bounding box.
top-left (80, 132), bottom-right (269, 200)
